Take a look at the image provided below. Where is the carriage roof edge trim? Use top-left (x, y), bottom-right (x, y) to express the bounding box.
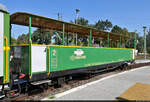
top-left (10, 44), bottom-right (134, 50)
top-left (0, 3), bottom-right (9, 13)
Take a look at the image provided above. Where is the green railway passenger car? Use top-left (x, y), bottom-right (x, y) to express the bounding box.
top-left (0, 4), bottom-right (136, 98)
top-left (9, 12), bottom-right (135, 83)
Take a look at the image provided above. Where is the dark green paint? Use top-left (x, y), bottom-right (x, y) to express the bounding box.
top-left (47, 46), bottom-right (133, 72)
top-left (90, 29), bottom-right (92, 46)
top-left (3, 13), bottom-right (10, 83)
top-left (120, 36), bottom-right (122, 48)
top-left (29, 16), bottom-right (31, 76)
top-left (62, 23), bottom-right (65, 45)
top-left (107, 33), bottom-right (109, 47)
top-left (134, 32), bottom-right (136, 49)
top-left (12, 46), bottom-right (133, 78)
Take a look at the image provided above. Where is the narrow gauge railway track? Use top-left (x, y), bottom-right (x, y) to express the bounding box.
top-left (3, 62), bottom-right (150, 101)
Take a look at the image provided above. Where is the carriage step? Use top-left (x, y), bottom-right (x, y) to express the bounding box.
top-left (0, 94), bottom-right (5, 99)
top-left (31, 79), bottom-right (51, 85)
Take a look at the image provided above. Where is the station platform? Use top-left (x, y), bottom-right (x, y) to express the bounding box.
top-left (43, 60), bottom-right (150, 100)
top-left (135, 59), bottom-right (150, 64)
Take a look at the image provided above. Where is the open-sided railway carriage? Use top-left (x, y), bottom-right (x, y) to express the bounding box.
top-left (0, 4), bottom-right (136, 98)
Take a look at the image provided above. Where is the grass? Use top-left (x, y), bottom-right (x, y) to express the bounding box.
top-left (49, 95), bottom-right (55, 99)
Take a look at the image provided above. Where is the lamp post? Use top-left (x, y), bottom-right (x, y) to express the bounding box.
top-left (143, 26), bottom-right (147, 60)
top-left (75, 9), bottom-right (80, 46)
top-left (75, 9), bottom-right (80, 24)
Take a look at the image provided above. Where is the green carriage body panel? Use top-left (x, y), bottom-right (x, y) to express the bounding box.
top-left (11, 45), bottom-right (133, 79)
top-left (48, 46), bottom-right (133, 72)
top-left (2, 13), bottom-right (10, 83)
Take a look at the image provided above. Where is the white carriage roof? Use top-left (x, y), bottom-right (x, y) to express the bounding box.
top-left (0, 3), bottom-right (8, 13)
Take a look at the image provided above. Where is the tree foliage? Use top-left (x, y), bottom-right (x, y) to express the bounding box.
top-left (111, 25), bottom-right (122, 34)
top-left (146, 28), bottom-right (150, 54)
top-left (137, 36), bottom-right (144, 53)
top-left (77, 17), bottom-right (89, 26)
top-left (70, 17), bottom-right (89, 26)
top-left (94, 19), bottom-right (112, 31)
top-left (11, 37), bottom-right (17, 45)
top-left (17, 34), bottom-right (29, 44)
top-left (32, 28), bottom-right (51, 44)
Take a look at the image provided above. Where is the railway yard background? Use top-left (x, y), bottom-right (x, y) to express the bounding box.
top-left (1, 1), bottom-right (150, 101)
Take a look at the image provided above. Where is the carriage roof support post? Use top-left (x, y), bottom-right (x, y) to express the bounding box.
top-left (29, 16), bottom-right (31, 41)
top-left (76, 34), bottom-right (77, 46)
top-left (107, 32), bottom-right (109, 47)
top-left (129, 33), bottom-right (130, 48)
top-left (62, 23), bottom-right (65, 45)
top-left (90, 28), bottom-right (92, 46)
top-left (117, 40), bottom-right (119, 48)
top-left (112, 41), bottom-right (114, 48)
top-left (134, 31), bottom-right (136, 49)
top-left (111, 40), bottom-right (112, 47)
top-left (109, 39), bottom-right (111, 47)
top-left (120, 35), bottom-right (122, 48)
top-left (29, 16), bottom-right (32, 79)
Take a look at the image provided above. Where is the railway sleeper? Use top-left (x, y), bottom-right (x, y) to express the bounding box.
top-left (5, 89), bottom-right (20, 98)
top-left (64, 76), bottom-right (72, 84)
top-left (0, 92), bottom-right (5, 99)
top-left (52, 77), bottom-right (66, 88)
top-left (26, 84), bottom-right (44, 96)
top-left (5, 82), bottom-right (26, 98)
top-left (0, 84), bottom-right (19, 99)
top-left (0, 85), bottom-right (8, 99)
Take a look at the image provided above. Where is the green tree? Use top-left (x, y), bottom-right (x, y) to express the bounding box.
top-left (127, 32), bottom-right (143, 52)
top-left (11, 37), bottom-right (17, 45)
top-left (16, 28), bottom-right (52, 44)
top-left (52, 31), bottom-right (63, 45)
top-left (70, 17), bottom-right (89, 46)
top-left (77, 17), bottom-right (89, 26)
top-left (127, 32), bottom-right (136, 48)
top-left (94, 19), bottom-right (112, 31)
top-left (122, 28), bottom-right (129, 37)
top-left (17, 34), bottom-right (29, 44)
top-left (111, 25), bottom-right (122, 34)
top-left (70, 17), bottom-right (89, 26)
top-left (146, 28), bottom-right (150, 54)
top-left (32, 28), bottom-right (52, 44)
top-left (137, 36), bottom-right (144, 53)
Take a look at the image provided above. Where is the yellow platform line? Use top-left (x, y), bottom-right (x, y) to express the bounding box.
top-left (117, 82), bottom-right (150, 100)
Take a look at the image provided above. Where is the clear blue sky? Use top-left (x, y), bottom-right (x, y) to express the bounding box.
top-left (1, 0), bottom-right (150, 37)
